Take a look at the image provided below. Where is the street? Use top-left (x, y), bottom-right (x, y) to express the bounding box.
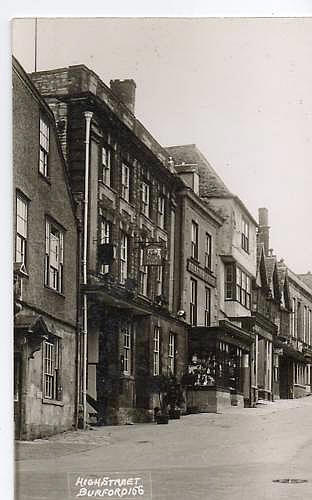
top-left (15, 397), bottom-right (312, 500)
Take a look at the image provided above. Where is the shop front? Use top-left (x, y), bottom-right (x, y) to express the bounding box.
top-left (186, 320), bottom-right (255, 413)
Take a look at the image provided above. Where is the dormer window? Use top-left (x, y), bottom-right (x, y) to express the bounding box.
top-left (241, 216), bottom-right (249, 253)
top-left (39, 116), bottom-right (49, 177)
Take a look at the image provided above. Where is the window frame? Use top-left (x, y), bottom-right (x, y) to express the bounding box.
top-left (123, 323), bottom-right (133, 375)
top-left (157, 194), bottom-right (165, 229)
top-left (204, 232), bottom-right (212, 270)
top-left (168, 332), bottom-right (176, 374)
top-left (205, 287), bottom-right (211, 327)
top-left (43, 337), bottom-right (61, 401)
top-left (141, 181), bottom-right (150, 218)
top-left (121, 162), bottom-right (130, 202)
top-left (120, 232), bottom-right (128, 284)
top-left (156, 264), bottom-right (163, 297)
top-left (153, 326), bottom-right (160, 376)
top-left (15, 192), bottom-right (28, 266)
top-left (39, 115), bottom-right (50, 177)
top-left (99, 218), bottom-right (112, 274)
top-left (138, 246), bottom-right (148, 296)
top-left (45, 219), bottom-right (64, 294)
top-left (190, 278), bottom-right (198, 326)
top-left (241, 216), bottom-right (250, 253)
top-left (100, 145), bottom-right (112, 187)
top-left (225, 263), bottom-right (251, 309)
top-left (191, 221), bottom-right (199, 261)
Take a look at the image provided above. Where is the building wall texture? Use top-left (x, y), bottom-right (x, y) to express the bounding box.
top-left (13, 59), bottom-right (78, 440)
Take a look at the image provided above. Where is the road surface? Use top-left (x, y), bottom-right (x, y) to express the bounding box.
top-left (15, 397), bottom-right (312, 500)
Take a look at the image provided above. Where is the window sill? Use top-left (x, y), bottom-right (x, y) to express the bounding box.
top-left (204, 266), bottom-right (215, 277)
top-left (189, 257), bottom-right (200, 264)
top-left (156, 224), bottom-right (167, 232)
top-left (98, 180), bottom-right (117, 195)
top-left (137, 294), bottom-right (152, 303)
top-left (224, 298), bottom-right (251, 310)
top-left (140, 212), bottom-right (152, 223)
top-left (44, 286), bottom-right (66, 299)
top-left (42, 398), bottom-right (64, 406)
top-left (120, 197), bottom-right (136, 211)
top-left (121, 374), bottom-right (135, 381)
top-left (39, 172), bottom-right (51, 185)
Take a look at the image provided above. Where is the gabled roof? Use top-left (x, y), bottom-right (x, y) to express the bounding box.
top-left (264, 256), bottom-right (281, 301)
top-left (256, 244), bottom-right (268, 289)
top-left (277, 261), bottom-right (291, 310)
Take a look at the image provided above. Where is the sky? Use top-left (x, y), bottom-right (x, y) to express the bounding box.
top-left (12, 17), bottom-right (312, 274)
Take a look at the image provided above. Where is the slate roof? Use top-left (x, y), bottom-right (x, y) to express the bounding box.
top-left (166, 144), bottom-right (232, 197)
top-left (298, 273), bottom-right (312, 291)
top-left (166, 144), bottom-right (258, 226)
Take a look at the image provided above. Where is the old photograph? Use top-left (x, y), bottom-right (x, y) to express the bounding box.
top-left (12, 16), bottom-right (312, 500)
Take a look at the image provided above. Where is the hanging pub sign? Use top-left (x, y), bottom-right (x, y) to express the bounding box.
top-left (143, 242), bottom-right (164, 266)
top-left (273, 348), bottom-right (283, 356)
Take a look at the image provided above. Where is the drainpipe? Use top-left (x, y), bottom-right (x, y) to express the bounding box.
top-left (82, 111), bottom-right (93, 430)
top-left (74, 213), bottom-right (82, 430)
top-left (179, 194), bottom-right (186, 312)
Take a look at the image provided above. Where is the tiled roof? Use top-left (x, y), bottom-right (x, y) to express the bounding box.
top-left (276, 261), bottom-right (287, 289)
top-left (264, 256), bottom-right (276, 287)
top-left (298, 273), bottom-right (312, 291)
top-left (166, 144), bottom-right (232, 197)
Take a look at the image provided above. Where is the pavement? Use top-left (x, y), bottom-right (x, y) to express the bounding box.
top-left (15, 397), bottom-right (312, 500)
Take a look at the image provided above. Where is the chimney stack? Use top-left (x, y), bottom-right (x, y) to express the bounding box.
top-left (110, 79), bottom-right (136, 114)
top-left (258, 207), bottom-right (270, 256)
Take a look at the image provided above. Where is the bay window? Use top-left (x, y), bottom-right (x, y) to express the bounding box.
top-left (225, 263), bottom-right (251, 309)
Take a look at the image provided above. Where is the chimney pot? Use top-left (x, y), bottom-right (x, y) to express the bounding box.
top-left (110, 79), bottom-right (136, 114)
top-left (258, 207), bottom-right (269, 227)
top-left (258, 207), bottom-right (270, 256)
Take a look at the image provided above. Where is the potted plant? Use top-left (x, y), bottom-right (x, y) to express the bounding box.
top-left (166, 375), bottom-right (184, 419)
top-left (149, 374), bottom-right (171, 424)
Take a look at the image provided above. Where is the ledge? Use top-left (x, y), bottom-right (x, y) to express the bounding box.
top-left (42, 398), bottom-right (64, 407)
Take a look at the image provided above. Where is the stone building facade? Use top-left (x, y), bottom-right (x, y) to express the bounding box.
top-left (286, 270), bottom-right (312, 398)
top-left (168, 145), bottom-right (256, 411)
top-left (13, 57), bottom-right (78, 439)
top-left (31, 64), bottom-right (188, 425)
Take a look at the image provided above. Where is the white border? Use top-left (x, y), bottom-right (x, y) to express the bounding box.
top-left (2, 3), bottom-right (312, 500)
